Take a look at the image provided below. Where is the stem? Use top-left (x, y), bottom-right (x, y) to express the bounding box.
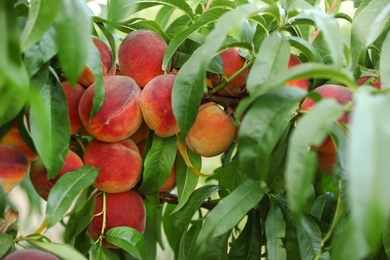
top-left (97, 192), bottom-right (107, 246)
top-left (159, 192), bottom-right (218, 210)
top-left (309, 0), bottom-right (339, 44)
top-left (202, 93), bottom-right (243, 110)
top-left (204, 0), bottom-right (213, 12)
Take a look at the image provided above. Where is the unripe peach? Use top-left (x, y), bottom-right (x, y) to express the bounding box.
top-left (3, 249), bottom-right (59, 260)
top-left (78, 75), bottom-right (142, 142)
top-left (78, 36), bottom-right (116, 87)
top-left (87, 191), bottom-right (146, 248)
top-left (285, 54), bottom-right (309, 91)
top-left (30, 149), bottom-right (84, 200)
top-left (185, 102), bottom-right (236, 157)
top-left (316, 151), bottom-right (336, 175)
top-left (300, 84), bottom-right (353, 153)
top-left (84, 139), bottom-right (142, 193)
top-left (140, 74), bottom-right (179, 138)
top-left (0, 144), bottom-right (29, 193)
top-left (118, 29), bottom-right (168, 87)
top-left (61, 81), bottom-right (85, 134)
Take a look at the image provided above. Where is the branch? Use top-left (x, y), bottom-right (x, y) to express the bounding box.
top-left (160, 192), bottom-right (218, 210)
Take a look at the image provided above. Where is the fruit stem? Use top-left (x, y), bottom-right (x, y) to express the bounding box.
top-left (97, 192), bottom-right (107, 246)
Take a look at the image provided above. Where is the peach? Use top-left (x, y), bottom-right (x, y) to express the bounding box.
top-left (87, 190), bottom-right (146, 248)
top-left (317, 151), bottom-right (336, 175)
top-left (185, 102), bottom-right (236, 157)
top-left (159, 162), bottom-right (177, 192)
top-left (300, 84), bottom-right (353, 153)
top-left (78, 36), bottom-right (116, 87)
top-left (30, 149), bottom-right (84, 200)
top-left (140, 74), bottom-right (179, 138)
top-left (129, 120), bottom-right (150, 144)
top-left (61, 81), bottom-right (85, 134)
top-left (0, 144), bottom-right (29, 193)
top-left (1, 123), bottom-right (38, 161)
top-left (3, 249), bottom-right (59, 260)
top-left (207, 48), bottom-right (248, 97)
top-left (83, 138), bottom-right (142, 193)
top-left (118, 29), bottom-right (168, 87)
top-left (78, 75), bottom-right (142, 142)
top-left (356, 70), bottom-right (381, 89)
top-left (285, 54), bottom-right (309, 91)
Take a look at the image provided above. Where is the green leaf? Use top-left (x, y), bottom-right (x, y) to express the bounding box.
top-left (93, 246), bottom-right (107, 260)
top-left (88, 40), bottom-right (105, 121)
top-left (45, 165), bottom-right (99, 228)
top-left (107, 0), bottom-right (138, 23)
top-left (0, 182), bottom-right (5, 216)
top-left (229, 210), bottom-right (261, 260)
top-left (0, 234), bottom-right (13, 258)
top-left (55, 0), bottom-right (91, 85)
top-left (285, 99), bottom-right (344, 216)
top-left (383, 224), bottom-right (390, 259)
top-left (29, 241), bottom-right (87, 260)
top-left (139, 135), bottom-right (177, 194)
top-left (380, 30), bottom-right (390, 90)
top-left (309, 192), bottom-right (335, 222)
top-left (143, 200), bottom-right (163, 260)
top-left (296, 215), bottom-right (322, 260)
top-left (287, 36), bottom-right (324, 63)
top-left (265, 202), bottom-right (287, 260)
top-left (197, 179), bottom-right (265, 254)
top-left (200, 231), bottom-right (230, 259)
top-left (29, 77), bottom-right (70, 178)
top-left (239, 87), bottom-right (306, 180)
top-left (348, 89), bottom-right (390, 252)
top-left (133, 0), bottom-right (194, 22)
top-left (105, 227), bottom-right (148, 260)
top-left (21, 0), bottom-right (58, 51)
top-left (172, 3), bottom-right (258, 141)
top-left (179, 221), bottom-right (202, 260)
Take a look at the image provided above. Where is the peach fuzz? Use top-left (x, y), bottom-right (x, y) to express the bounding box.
top-left (78, 75), bottom-right (142, 142)
top-left (30, 149), bottom-right (84, 200)
top-left (83, 138), bottom-right (142, 193)
top-left (300, 84), bottom-right (353, 153)
top-left (140, 74), bottom-right (179, 138)
top-left (61, 81), bottom-right (85, 134)
top-left (118, 29), bottom-right (168, 87)
top-left (1, 123), bottom-right (38, 161)
top-left (78, 36), bottom-right (116, 87)
top-left (3, 249), bottom-right (59, 260)
top-left (87, 190), bottom-right (146, 248)
top-left (0, 144), bottom-right (29, 193)
top-left (285, 54), bottom-right (309, 91)
top-left (317, 151), bottom-right (337, 175)
top-left (185, 102), bottom-right (236, 157)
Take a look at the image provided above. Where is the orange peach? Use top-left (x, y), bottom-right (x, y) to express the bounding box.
top-left (300, 84), bottom-right (353, 153)
top-left (160, 162), bottom-right (176, 192)
top-left (83, 138), bottom-right (142, 193)
top-left (87, 190), bottom-right (146, 248)
top-left (3, 249), bottom-right (59, 260)
top-left (129, 120), bottom-right (150, 144)
top-left (118, 29), bottom-right (168, 87)
top-left (78, 36), bottom-right (116, 87)
top-left (140, 74), bottom-right (179, 138)
top-left (61, 81), bottom-right (85, 134)
top-left (0, 144), bottom-right (29, 193)
top-left (78, 75), bottom-right (142, 142)
top-left (317, 151), bottom-right (336, 175)
top-left (185, 102), bottom-right (236, 157)
top-left (30, 149), bottom-right (84, 200)
top-left (285, 54), bottom-right (309, 91)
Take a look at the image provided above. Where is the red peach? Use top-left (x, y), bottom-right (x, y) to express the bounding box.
top-left (129, 120), bottom-right (150, 144)
top-left (78, 75), bottom-right (142, 142)
top-left (3, 249), bottom-right (59, 260)
top-left (61, 81), bottom-right (85, 134)
top-left (356, 70), bottom-right (381, 90)
top-left (316, 151), bottom-right (336, 175)
top-left (285, 54), bottom-right (309, 91)
top-left (160, 162), bottom-right (177, 192)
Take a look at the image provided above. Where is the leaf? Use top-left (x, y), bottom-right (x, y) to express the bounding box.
top-left (296, 215), bottom-right (322, 260)
top-left (172, 3), bottom-right (258, 141)
top-left (88, 40), bottom-right (104, 121)
top-left (199, 231), bottom-right (230, 259)
top-left (29, 77), bottom-right (70, 178)
top-left (380, 30), bottom-right (390, 90)
top-left (29, 241), bottom-right (87, 260)
top-left (105, 227), bottom-right (148, 260)
top-left (45, 165), bottom-right (99, 228)
top-left (265, 202), bottom-right (287, 260)
top-left (197, 179), bottom-right (265, 254)
top-left (0, 234), bottom-right (13, 258)
top-left (229, 210), bottom-right (261, 260)
top-left (347, 89), bottom-right (390, 252)
top-left (309, 192), bottom-right (335, 222)
top-left (239, 87), bottom-right (306, 180)
top-left (139, 135), bottom-right (177, 194)
top-left (285, 99), bottom-right (344, 216)
top-left (132, 0), bottom-right (194, 22)
top-left (383, 224), bottom-right (390, 259)
top-left (179, 221), bottom-right (202, 260)
top-left (21, 0), bottom-right (58, 51)
top-left (143, 200), bottom-right (163, 260)
top-left (287, 36), bottom-right (324, 63)
top-left (107, 0), bottom-right (138, 23)
top-left (0, 182), bottom-right (5, 216)
top-left (54, 0), bottom-right (91, 85)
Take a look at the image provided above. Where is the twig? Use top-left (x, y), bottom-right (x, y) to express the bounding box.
top-left (309, 0), bottom-right (339, 44)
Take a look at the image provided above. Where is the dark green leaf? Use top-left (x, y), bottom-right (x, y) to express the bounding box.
top-left (29, 241), bottom-right (87, 260)
top-left (0, 234), bottom-right (13, 258)
top-left (296, 215), bottom-right (322, 260)
top-left (88, 40), bottom-right (104, 121)
top-left (383, 224), bottom-right (390, 259)
top-left (266, 202), bottom-right (287, 260)
top-left (309, 192), bottom-right (335, 222)
top-left (46, 165), bottom-right (99, 228)
top-left (199, 231), bottom-right (230, 259)
top-left (0, 182), bottom-right (5, 216)
top-left (179, 221), bottom-right (202, 260)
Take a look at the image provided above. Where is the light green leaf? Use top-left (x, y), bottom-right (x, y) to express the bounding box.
top-left (266, 202), bottom-right (287, 260)
top-left (0, 234), bottom-right (13, 258)
top-left (88, 41), bottom-right (105, 121)
top-left (132, 0), bottom-right (194, 22)
top-left (296, 215), bottom-right (322, 260)
top-left (380, 30), bottom-right (390, 90)
top-left (287, 36), bottom-right (324, 63)
top-left (29, 241), bottom-right (87, 260)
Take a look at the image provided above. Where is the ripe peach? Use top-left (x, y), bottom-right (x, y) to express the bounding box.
top-left (356, 71), bottom-right (381, 89)
top-left (78, 75), bottom-right (142, 142)
top-left (3, 249), bottom-right (59, 260)
top-left (1, 123), bottom-right (38, 161)
top-left (83, 138), bottom-right (142, 193)
top-left (118, 29), bottom-right (168, 87)
top-left (129, 120), bottom-right (150, 144)
top-left (0, 144), bottom-right (29, 193)
top-left (140, 74), bottom-right (179, 138)
top-left (316, 151), bottom-right (336, 175)
top-left (160, 162), bottom-right (177, 192)
top-left (285, 54), bottom-right (309, 91)
top-left (185, 102), bottom-right (236, 157)
top-left (30, 149), bottom-right (84, 200)
top-left (300, 84), bottom-right (353, 153)
top-left (207, 48), bottom-right (248, 97)
top-left (87, 190), bottom-right (146, 248)
top-left (78, 36), bottom-right (116, 87)
top-left (61, 81), bottom-right (85, 134)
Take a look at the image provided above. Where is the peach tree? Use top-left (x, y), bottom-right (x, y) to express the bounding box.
top-left (1, 0), bottom-right (390, 259)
